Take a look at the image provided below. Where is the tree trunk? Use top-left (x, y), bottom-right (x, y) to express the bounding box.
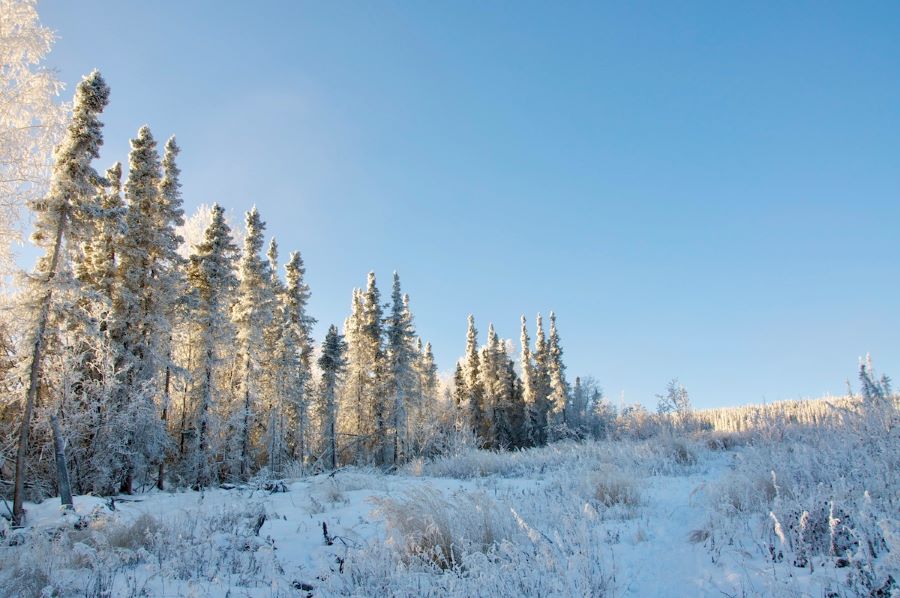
top-left (13, 207), bottom-right (67, 526)
top-left (157, 348), bottom-right (172, 491)
top-left (239, 354), bottom-right (251, 479)
top-left (195, 345), bottom-right (213, 489)
top-left (179, 342), bottom-right (193, 456)
top-left (328, 389), bottom-right (337, 470)
top-left (50, 414), bottom-right (73, 511)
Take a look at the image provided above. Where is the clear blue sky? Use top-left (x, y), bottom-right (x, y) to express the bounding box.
top-left (39, 1), bottom-right (900, 409)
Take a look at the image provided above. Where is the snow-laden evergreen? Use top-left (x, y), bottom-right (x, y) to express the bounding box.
top-left (385, 273), bottom-right (417, 464)
top-left (228, 207), bottom-right (275, 480)
top-left (11, 70), bottom-right (110, 525)
top-left (183, 203), bottom-right (237, 488)
top-left (317, 324), bottom-right (346, 470)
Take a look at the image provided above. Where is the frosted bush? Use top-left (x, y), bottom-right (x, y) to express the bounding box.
top-left (370, 486), bottom-right (520, 569)
top-left (591, 468), bottom-right (641, 509)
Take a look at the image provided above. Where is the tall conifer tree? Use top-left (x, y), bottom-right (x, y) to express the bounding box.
top-left (283, 250), bottom-right (315, 466)
top-left (14, 71), bottom-right (110, 524)
top-left (463, 315), bottom-right (484, 443)
top-left (318, 325), bottom-right (346, 470)
top-left (185, 204), bottom-right (237, 487)
top-left (230, 207), bottom-right (274, 479)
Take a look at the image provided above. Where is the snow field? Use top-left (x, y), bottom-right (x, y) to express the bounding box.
top-left (2, 420), bottom-right (898, 597)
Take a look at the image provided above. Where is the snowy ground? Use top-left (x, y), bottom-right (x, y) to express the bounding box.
top-left (2, 436), bottom-right (897, 596)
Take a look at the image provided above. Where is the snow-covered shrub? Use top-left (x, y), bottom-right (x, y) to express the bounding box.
top-left (102, 512), bottom-right (163, 551)
top-left (703, 430), bottom-right (750, 451)
top-left (711, 469), bottom-right (777, 515)
top-left (371, 486), bottom-right (519, 569)
top-left (661, 436), bottom-right (697, 466)
top-left (591, 467), bottom-right (641, 509)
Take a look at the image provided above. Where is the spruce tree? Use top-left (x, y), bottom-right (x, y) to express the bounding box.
top-left (318, 324), bottom-right (346, 470)
top-left (547, 311), bottom-right (569, 432)
top-left (66, 162), bottom-right (124, 494)
top-left (154, 136), bottom-right (186, 489)
top-left (504, 355), bottom-right (526, 448)
top-left (385, 273), bottom-right (416, 464)
top-left (452, 361), bottom-right (467, 431)
top-left (531, 313), bottom-right (551, 445)
top-left (419, 341), bottom-right (439, 407)
top-left (112, 125), bottom-right (161, 385)
top-left (520, 315), bottom-right (540, 446)
top-left (463, 315), bottom-right (484, 443)
top-left (13, 71), bottom-right (110, 524)
top-left (362, 272), bottom-right (388, 465)
top-left (282, 250), bottom-right (315, 466)
top-left (185, 204), bottom-right (237, 487)
top-left (100, 124), bottom-right (176, 494)
top-left (342, 288), bottom-right (370, 464)
top-left (479, 324), bottom-right (502, 446)
top-left (261, 238), bottom-right (286, 476)
top-left (572, 376), bottom-right (585, 433)
top-left (229, 207), bottom-right (274, 479)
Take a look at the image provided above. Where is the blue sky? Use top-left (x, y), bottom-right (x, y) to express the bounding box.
top-left (39, 1), bottom-right (900, 409)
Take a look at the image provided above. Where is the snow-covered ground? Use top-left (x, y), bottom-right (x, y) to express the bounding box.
top-left (2, 431), bottom-right (898, 597)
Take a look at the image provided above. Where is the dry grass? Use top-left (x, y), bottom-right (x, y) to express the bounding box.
top-left (370, 486), bottom-right (518, 569)
top-left (591, 468), bottom-right (641, 508)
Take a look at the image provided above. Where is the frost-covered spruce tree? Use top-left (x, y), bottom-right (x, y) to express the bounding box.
top-left (398, 290), bottom-right (417, 458)
top-left (418, 341), bottom-right (439, 411)
top-left (13, 70), bottom-right (109, 525)
top-left (408, 338), bottom-right (440, 455)
top-left (452, 361), bottom-right (467, 429)
top-left (342, 287), bottom-right (370, 464)
top-left (64, 162), bottom-right (126, 495)
top-left (571, 376), bottom-right (587, 432)
top-left (463, 315), bottom-right (485, 443)
top-left (260, 238), bottom-right (310, 477)
top-left (546, 311), bottom-right (569, 434)
top-left (318, 325), bottom-right (346, 470)
top-left (504, 353), bottom-right (526, 448)
top-left (520, 314), bottom-right (540, 447)
top-left (185, 204), bottom-right (237, 488)
top-left (478, 324), bottom-right (502, 446)
top-left (385, 273), bottom-right (417, 464)
top-left (103, 125), bottom-right (172, 494)
top-left (360, 272), bottom-right (388, 464)
top-left (546, 313), bottom-right (570, 436)
top-left (111, 126), bottom-right (161, 384)
top-left (480, 325), bottom-right (521, 448)
top-left (260, 238), bottom-right (285, 475)
top-left (531, 313), bottom-right (551, 445)
top-left (228, 207), bottom-right (275, 480)
top-left (153, 136), bottom-right (186, 489)
top-left (280, 249), bottom-right (315, 467)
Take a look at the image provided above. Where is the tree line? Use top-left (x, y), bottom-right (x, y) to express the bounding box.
top-left (1, 70), bottom-right (614, 526)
